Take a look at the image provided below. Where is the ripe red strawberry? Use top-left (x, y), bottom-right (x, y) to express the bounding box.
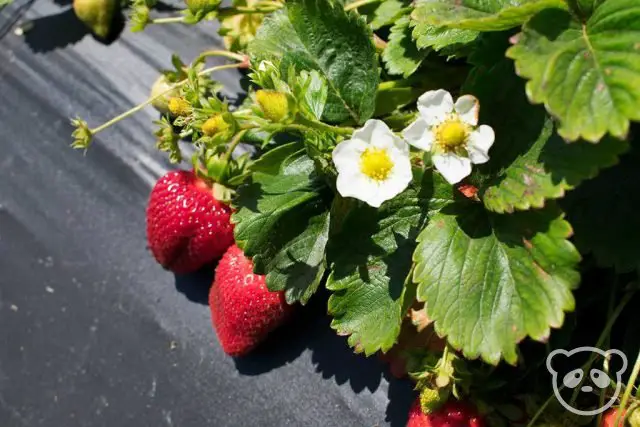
top-left (601, 408), bottom-right (627, 427)
top-left (146, 170), bottom-right (234, 274)
top-left (209, 244), bottom-right (293, 356)
top-left (408, 398), bottom-right (485, 427)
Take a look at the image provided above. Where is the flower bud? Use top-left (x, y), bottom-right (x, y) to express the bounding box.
top-left (150, 75), bottom-right (179, 115)
top-left (168, 97), bottom-right (192, 117)
top-left (202, 114), bottom-right (231, 137)
top-left (184, 0), bottom-right (220, 14)
top-left (256, 90), bottom-right (289, 123)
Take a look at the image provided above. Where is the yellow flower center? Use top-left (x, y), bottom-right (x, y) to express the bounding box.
top-left (435, 118), bottom-right (469, 150)
top-left (360, 148), bottom-right (394, 181)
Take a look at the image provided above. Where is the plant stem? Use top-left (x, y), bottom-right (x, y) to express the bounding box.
top-left (344, 0), bottom-right (380, 11)
top-left (297, 115), bottom-right (354, 136)
top-left (570, 289), bottom-right (634, 405)
top-left (220, 129), bottom-right (248, 179)
top-left (527, 388), bottom-right (564, 427)
top-left (90, 63), bottom-right (243, 135)
top-left (596, 277), bottom-right (619, 427)
top-left (196, 50), bottom-right (246, 63)
top-left (616, 350), bottom-right (640, 426)
top-left (217, 5), bottom-right (281, 17)
top-left (149, 16), bottom-right (185, 24)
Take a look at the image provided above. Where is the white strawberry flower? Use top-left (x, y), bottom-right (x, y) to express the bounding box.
top-left (332, 119), bottom-right (412, 208)
top-left (402, 89), bottom-right (495, 184)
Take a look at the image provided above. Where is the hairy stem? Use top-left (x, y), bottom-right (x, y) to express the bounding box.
top-left (616, 351), bottom-right (640, 425)
top-left (196, 50), bottom-right (246, 64)
top-left (90, 63), bottom-right (243, 135)
top-left (570, 289), bottom-right (634, 405)
top-left (297, 115), bottom-right (354, 136)
top-left (344, 0), bottom-right (380, 11)
top-left (149, 16), bottom-right (185, 24)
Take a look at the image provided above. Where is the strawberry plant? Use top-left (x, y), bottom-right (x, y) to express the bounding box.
top-left (71, 0), bottom-right (640, 423)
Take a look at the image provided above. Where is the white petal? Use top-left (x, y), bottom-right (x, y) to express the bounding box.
top-left (352, 119), bottom-right (392, 144)
top-left (375, 158), bottom-right (413, 205)
top-left (417, 89), bottom-right (454, 126)
top-left (336, 171), bottom-right (376, 201)
top-left (402, 119), bottom-right (434, 151)
top-left (433, 153), bottom-right (472, 184)
top-left (332, 138), bottom-right (367, 172)
top-left (467, 125), bottom-right (495, 165)
top-left (454, 95), bottom-right (480, 126)
top-left (339, 174), bottom-right (398, 208)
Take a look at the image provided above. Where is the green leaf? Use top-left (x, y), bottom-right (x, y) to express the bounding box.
top-left (506, 1), bottom-right (640, 142)
top-left (327, 172), bottom-right (454, 354)
top-left (562, 144), bottom-right (640, 273)
top-left (410, 20), bottom-right (479, 52)
top-left (412, 0), bottom-right (566, 31)
top-left (371, 0), bottom-right (409, 29)
top-left (232, 157), bottom-right (331, 304)
top-left (413, 203), bottom-right (581, 365)
top-left (250, 142), bottom-right (304, 175)
top-left (383, 16), bottom-right (430, 78)
top-left (287, 0), bottom-right (379, 124)
top-left (464, 49), bottom-right (629, 213)
top-left (249, 2), bottom-right (379, 124)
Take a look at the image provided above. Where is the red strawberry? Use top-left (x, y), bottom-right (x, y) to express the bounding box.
top-left (146, 170), bottom-right (234, 274)
top-left (601, 408), bottom-right (627, 427)
top-left (209, 244), bottom-right (293, 356)
top-left (408, 398), bottom-right (485, 427)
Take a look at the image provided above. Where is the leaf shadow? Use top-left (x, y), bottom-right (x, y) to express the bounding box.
top-left (384, 373), bottom-right (416, 427)
top-left (23, 6), bottom-right (125, 53)
top-left (307, 293), bottom-right (387, 394)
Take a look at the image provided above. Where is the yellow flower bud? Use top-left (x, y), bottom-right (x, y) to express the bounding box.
top-left (150, 75), bottom-right (179, 115)
top-left (256, 90), bottom-right (289, 122)
top-left (168, 97), bottom-right (192, 117)
top-left (202, 114), bottom-right (230, 137)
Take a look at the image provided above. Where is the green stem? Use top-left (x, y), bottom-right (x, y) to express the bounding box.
top-left (596, 278), bottom-right (619, 426)
top-left (570, 290), bottom-right (634, 405)
top-left (527, 388), bottom-right (564, 427)
top-left (217, 5), bottom-right (281, 17)
top-left (220, 129), bottom-right (248, 179)
top-left (196, 50), bottom-right (246, 63)
top-left (344, 0), bottom-right (380, 11)
top-left (90, 63), bottom-right (243, 135)
top-left (297, 115), bottom-right (354, 136)
top-left (149, 16), bottom-right (185, 24)
top-left (616, 351), bottom-right (640, 426)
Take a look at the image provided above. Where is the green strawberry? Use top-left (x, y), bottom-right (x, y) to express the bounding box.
top-left (73, 0), bottom-right (117, 39)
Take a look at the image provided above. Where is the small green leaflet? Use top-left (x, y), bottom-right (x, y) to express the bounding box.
top-left (413, 202), bottom-right (581, 365)
top-left (249, 0), bottom-right (379, 124)
top-left (410, 20), bottom-right (478, 52)
top-left (562, 145), bottom-right (640, 273)
top-left (507, 0), bottom-right (640, 142)
top-left (463, 49), bottom-right (629, 213)
top-left (327, 172), bottom-right (454, 355)
top-left (412, 0), bottom-right (566, 31)
top-left (232, 153), bottom-right (330, 305)
top-left (371, 0), bottom-right (409, 30)
top-left (383, 17), bottom-right (430, 78)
